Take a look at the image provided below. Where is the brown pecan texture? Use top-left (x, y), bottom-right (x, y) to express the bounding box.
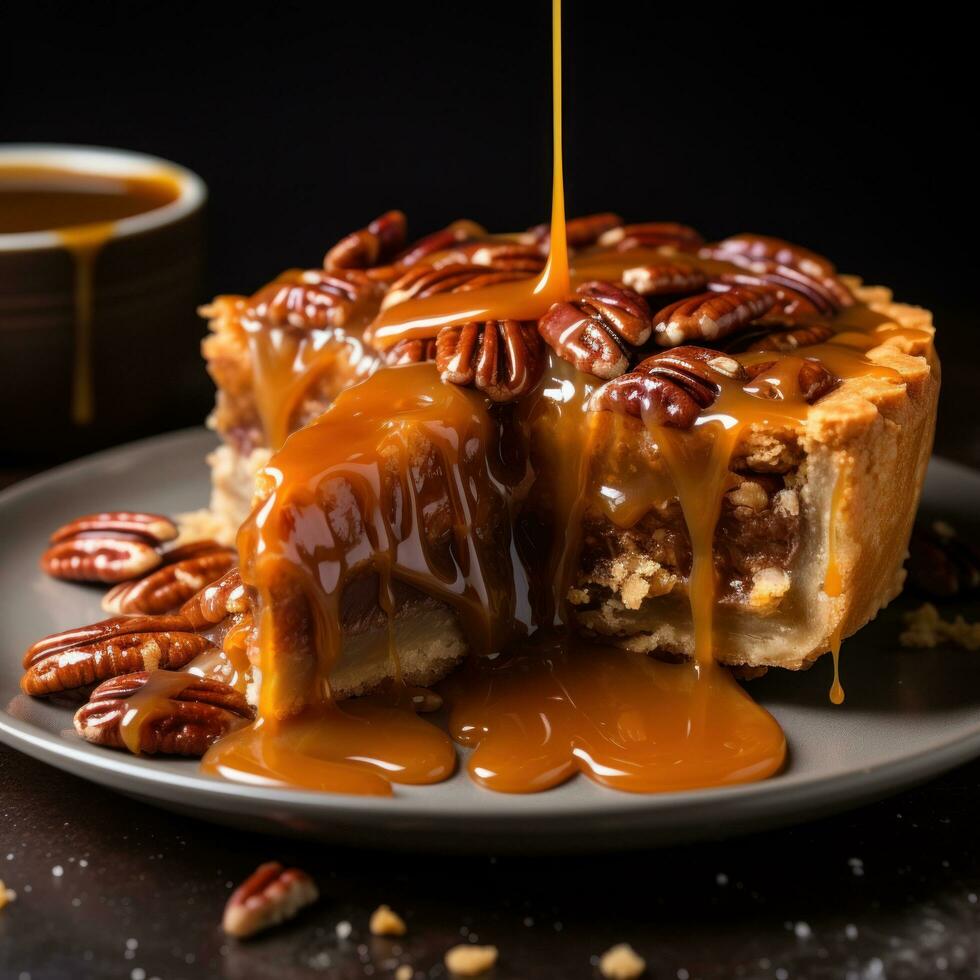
top-left (702, 234), bottom-right (853, 313)
top-left (102, 542), bottom-right (236, 616)
top-left (906, 522), bottom-right (980, 599)
top-left (22, 625), bottom-right (213, 696)
top-left (74, 670), bottom-right (252, 756)
top-left (247, 269), bottom-right (377, 330)
top-left (529, 212), bottom-right (623, 249)
top-left (223, 862), bottom-right (319, 939)
top-left (178, 569), bottom-right (250, 631)
top-left (652, 286), bottom-right (776, 347)
top-left (41, 511), bottom-right (177, 584)
top-left (744, 357), bottom-right (840, 404)
top-left (746, 322), bottom-right (835, 352)
top-left (589, 347), bottom-right (745, 428)
top-left (538, 281), bottom-right (652, 380)
top-left (436, 320), bottom-right (543, 401)
top-left (384, 336), bottom-right (438, 366)
top-left (621, 261), bottom-right (709, 298)
top-left (381, 262), bottom-right (529, 311)
top-left (323, 211), bottom-right (407, 272)
top-left (598, 222), bottom-right (704, 253)
top-left (464, 242), bottom-right (547, 273)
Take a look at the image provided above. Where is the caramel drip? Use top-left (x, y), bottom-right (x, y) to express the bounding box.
top-left (118, 669), bottom-right (201, 755)
top-left (824, 474), bottom-right (846, 705)
top-left (1, 166), bottom-right (181, 426)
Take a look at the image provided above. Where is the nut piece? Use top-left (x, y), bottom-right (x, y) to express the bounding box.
top-left (395, 219), bottom-right (487, 270)
top-left (589, 346), bottom-right (745, 428)
top-left (465, 242), bottom-right (547, 272)
top-left (223, 862), bottom-right (319, 939)
top-left (907, 521), bottom-right (980, 599)
top-left (22, 625), bottom-right (213, 696)
top-left (599, 943), bottom-right (646, 979)
top-left (369, 904), bottom-right (407, 937)
top-left (702, 233), bottom-right (853, 312)
top-left (538, 281), bottom-right (652, 380)
top-left (621, 261), bottom-right (708, 298)
top-left (179, 569), bottom-right (249, 630)
top-left (652, 286), bottom-right (776, 347)
top-left (382, 263), bottom-right (529, 311)
top-left (49, 512), bottom-right (177, 546)
top-left (529, 212), bottom-right (623, 249)
top-left (746, 322), bottom-right (835, 352)
top-left (102, 543), bottom-right (236, 615)
top-left (436, 320), bottom-right (543, 402)
top-left (74, 670), bottom-right (252, 756)
top-left (444, 944), bottom-right (498, 977)
top-left (41, 535), bottom-right (163, 584)
top-left (598, 221), bottom-right (704, 253)
top-left (385, 336), bottom-right (438, 366)
top-left (744, 357), bottom-right (840, 405)
top-left (324, 211), bottom-right (408, 271)
top-left (248, 269), bottom-right (377, 329)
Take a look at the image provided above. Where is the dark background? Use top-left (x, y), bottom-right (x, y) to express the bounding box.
top-left (1, 1), bottom-right (974, 460)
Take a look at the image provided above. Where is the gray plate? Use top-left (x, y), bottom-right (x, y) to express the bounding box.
top-left (2, 429), bottom-right (979, 852)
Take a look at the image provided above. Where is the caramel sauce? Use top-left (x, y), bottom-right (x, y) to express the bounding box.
top-left (183, 0), bottom-right (933, 796)
top-left (824, 475), bottom-right (846, 705)
top-left (0, 165), bottom-right (180, 425)
top-left (118, 669), bottom-right (201, 755)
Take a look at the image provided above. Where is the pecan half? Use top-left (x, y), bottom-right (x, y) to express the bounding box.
top-left (621, 261), bottom-right (708, 298)
top-left (652, 286), bottom-right (776, 347)
top-left (248, 269), bottom-right (376, 330)
top-left (384, 336), bottom-right (438, 366)
top-left (102, 543), bottom-right (236, 616)
top-left (466, 242), bottom-right (547, 273)
top-left (598, 222), bottom-right (704, 253)
top-left (702, 234), bottom-right (853, 312)
top-left (49, 512), bottom-right (177, 546)
top-left (22, 628), bottom-right (213, 696)
top-left (381, 262), bottom-right (528, 311)
top-left (41, 535), bottom-right (163, 584)
top-left (907, 521), bottom-right (980, 599)
top-left (529, 212), bottom-right (623, 249)
top-left (179, 569), bottom-right (249, 630)
top-left (324, 211), bottom-right (407, 272)
top-left (223, 862), bottom-right (319, 939)
top-left (74, 670), bottom-right (252, 756)
top-left (746, 322), bottom-right (836, 352)
top-left (394, 219), bottom-right (487, 269)
top-left (436, 320), bottom-right (543, 401)
top-left (538, 281), bottom-right (652, 380)
top-left (589, 346), bottom-right (745, 428)
top-left (744, 357), bottom-right (840, 404)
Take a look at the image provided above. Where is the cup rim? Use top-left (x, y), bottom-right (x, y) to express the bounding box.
top-left (0, 143), bottom-right (207, 252)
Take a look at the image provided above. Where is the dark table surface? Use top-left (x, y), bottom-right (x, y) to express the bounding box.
top-left (3, 437), bottom-right (980, 980)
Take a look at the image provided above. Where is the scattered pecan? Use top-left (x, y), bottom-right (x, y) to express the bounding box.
top-left (621, 261), bottom-right (708, 298)
top-left (589, 346), bottom-right (745, 428)
top-left (74, 670), bottom-right (252, 756)
top-left (384, 336), bottom-right (438, 366)
top-left (48, 512), bottom-right (177, 545)
top-left (22, 626), bottom-right (213, 696)
top-left (436, 320), bottom-right (543, 401)
top-left (598, 222), bottom-right (704, 253)
top-left (381, 262), bottom-right (528, 311)
top-left (652, 286), bottom-right (776, 347)
top-left (179, 569), bottom-right (250, 630)
top-left (744, 357), bottom-right (840, 404)
top-left (702, 234), bottom-right (853, 312)
top-left (746, 322), bottom-right (836, 352)
top-left (247, 269), bottom-right (377, 329)
top-left (465, 242), bottom-right (547, 273)
top-left (529, 212), bottom-right (623, 249)
top-left (324, 211), bottom-right (407, 272)
top-left (538, 281), bottom-right (652, 380)
top-left (223, 862), bottom-right (319, 939)
top-left (907, 521), bottom-right (980, 599)
top-left (394, 219), bottom-right (487, 269)
top-left (41, 511), bottom-right (178, 584)
top-left (102, 542), bottom-right (236, 616)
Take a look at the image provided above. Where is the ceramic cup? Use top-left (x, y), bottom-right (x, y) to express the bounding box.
top-left (0, 144), bottom-right (207, 460)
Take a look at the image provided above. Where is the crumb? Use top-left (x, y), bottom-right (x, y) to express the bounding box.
top-left (336, 920), bottom-right (353, 940)
top-left (900, 603), bottom-right (980, 651)
top-left (370, 905), bottom-right (407, 937)
top-left (444, 944), bottom-right (498, 976)
top-left (599, 943), bottom-right (646, 979)
top-left (0, 880), bottom-right (16, 909)
top-left (395, 966), bottom-right (413, 980)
